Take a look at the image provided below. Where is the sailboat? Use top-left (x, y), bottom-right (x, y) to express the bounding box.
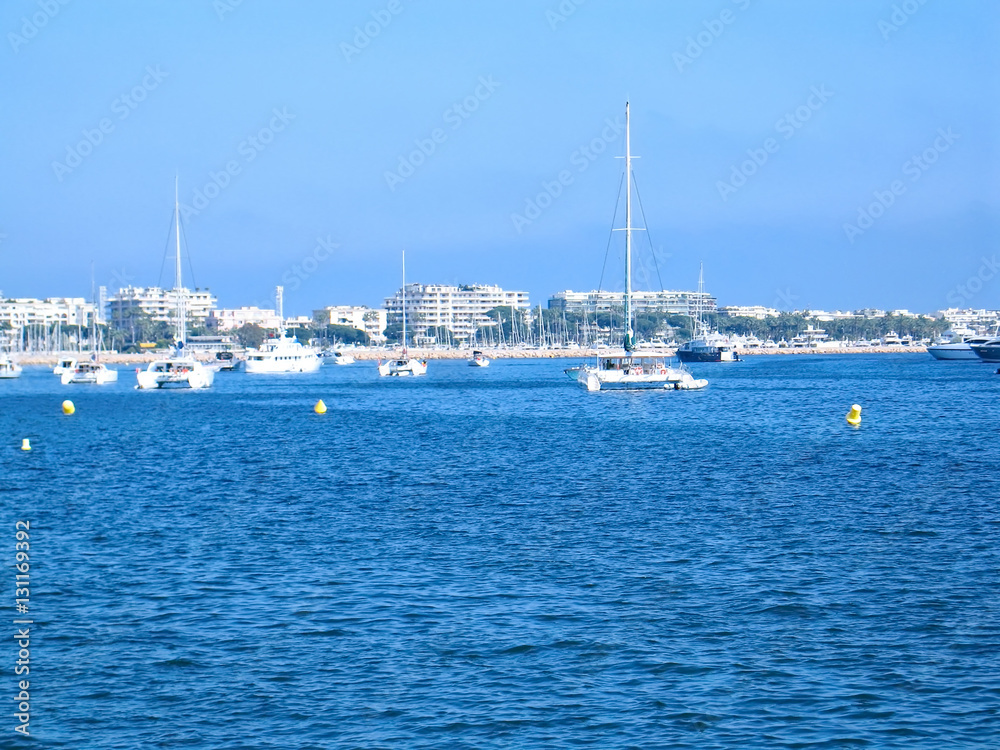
top-left (62, 273), bottom-right (118, 385)
top-left (378, 251), bottom-right (427, 377)
top-left (0, 356), bottom-right (21, 379)
top-left (136, 180), bottom-right (215, 390)
top-left (675, 264), bottom-right (739, 363)
top-left (577, 102), bottom-right (707, 392)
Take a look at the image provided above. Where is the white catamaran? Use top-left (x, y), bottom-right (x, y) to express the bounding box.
top-left (577, 102), bottom-right (707, 392)
top-left (136, 180), bottom-right (215, 390)
top-left (378, 251), bottom-right (427, 377)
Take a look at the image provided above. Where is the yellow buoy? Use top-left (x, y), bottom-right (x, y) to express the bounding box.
top-left (846, 403), bottom-right (862, 426)
top-left (21, 439), bottom-right (31, 451)
top-left (62, 400), bottom-right (75, 415)
top-left (314, 399), bottom-right (327, 414)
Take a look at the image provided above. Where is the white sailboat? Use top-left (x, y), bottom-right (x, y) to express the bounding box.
top-left (136, 180), bottom-right (215, 390)
top-left (468, 350), bottom-right (490, 367)
top-left (0, 356), bottom-right (21, 379)
top-left (378, 251), bottom-right (427, 377)
top-left (577, 102), bottom-right (707, 392)
top-left (63, 275), bottom-right (118, 385)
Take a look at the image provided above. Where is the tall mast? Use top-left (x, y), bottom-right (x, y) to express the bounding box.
top-left (174, 177), bottom-right (186, 347)
top-left (623, 101), bottom-right (635, 353)
top-left (401, 250), bottom-right (407, 356)
top-left (695, 262), bottom-right (704, 336)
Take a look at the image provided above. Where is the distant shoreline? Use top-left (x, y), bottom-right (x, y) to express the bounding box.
top-left (12, 345), bottom-right (928, 366)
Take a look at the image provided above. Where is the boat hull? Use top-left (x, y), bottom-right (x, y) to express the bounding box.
top-left (136, 360), bottom-right (215, 389)
top-left (971, 344), bottom-right (1000, 363)
top-left (676, 347), bottom-right (737, 363)
top-left (61, 366), bottom-right (118, 385)
top-left (927, 344), bottom-right (979, 360)
top-left (378, 358), bottom-right (427, 377)
top-left (245, 357), bottom-right (321, 374)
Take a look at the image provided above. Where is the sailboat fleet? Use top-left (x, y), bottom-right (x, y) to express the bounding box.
top-left (11, 106), bottom-right (987, 389)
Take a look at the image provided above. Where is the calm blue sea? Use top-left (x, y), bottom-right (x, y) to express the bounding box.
top-left (2, 354), bottom-right (998, 748)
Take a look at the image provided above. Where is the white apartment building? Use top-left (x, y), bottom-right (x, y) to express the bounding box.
top-left (0, 297), bottom-right (97, 328)
top-left (313, 305), bottom-right (387, 342)
top-left (938, 308), bottom-right (1000, 334)
top-left (207, 307), bottom-right (283, 331)
top-left (383, 284), bottom-right (530, 343)
top-left (547, 289), bottom-right (715, 318)
top-left (108, 286), bottom-right (216, 327)
top-left (718, 305), bottom-right (780, 319)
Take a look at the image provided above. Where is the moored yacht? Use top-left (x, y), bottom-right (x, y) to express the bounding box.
top-left (970, 338), bottom-right (1000, 363)
top-left (378, 251), bottom-right (427, 377)
top-left (576, 102), bottom-right (707, 392)
top-left (676, 265), bottom-right (738, 363)
top-left (63, 360), bottom-right (118, 385)
top-left (468, 350), bottom-right (490, 367)
top-left (245, 333), bottom-right (321, 373)
top-left (136, 179), bottom-right (215, 391)
top-left (0, 356), bottom-right (22, 379)
top-left (928, 333), bottom-right (993, 361)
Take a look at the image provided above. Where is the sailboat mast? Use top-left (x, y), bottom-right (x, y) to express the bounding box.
top-left (401, 250), bottom-right (407, 356)
top-left (624, 101), bottom-right (635, 353)
top-left (174, 177), bottom-right (186, 346)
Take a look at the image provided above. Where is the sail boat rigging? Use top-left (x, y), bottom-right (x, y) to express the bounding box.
top-left (577, 102), bottom-right (707, 392)
top-left (378, 250), bottom-right (428, 376)
top-left (136, 179), bottom-right (215, 389)
top-left (62, 265), bottom-right (119, 384)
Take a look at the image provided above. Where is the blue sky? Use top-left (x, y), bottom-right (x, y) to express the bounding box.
top-left (3, 0), bottom-right (998, 316)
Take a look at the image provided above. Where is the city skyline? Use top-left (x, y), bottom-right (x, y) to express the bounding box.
top-left (3, 1), bottom-right (998, 315)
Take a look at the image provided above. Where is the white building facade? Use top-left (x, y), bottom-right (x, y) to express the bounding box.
top-left (383, 284), bottom-right (530, 343)
top-left (207, 307), bottom-right (283, 331)
top-left (108, 286), bottom-right (216, 328)
top-left (313, 306), bottom-right (387, 342)
top-left (0, 297), bottom-right (97, 329)
top-left (548, 289), bottom-right (715, 318)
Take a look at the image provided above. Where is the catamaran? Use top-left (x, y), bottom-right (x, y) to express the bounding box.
top-left (378, 251), bottom-right (427, 377)
top-left (136, 180), bottom-right (215, 390)
top-left (63, 276), bottom-right (118, 385)
top-left (577, 102), bottom-right (707, 392)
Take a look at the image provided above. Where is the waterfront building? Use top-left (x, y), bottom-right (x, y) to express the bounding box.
top-left (938, 308), bottom-right (1000, 334)
top-left (0, 297), bottom-right (97, 329)
top-left (548, 289), bottom-right (715, 318)
top-left (718, 305), bottom-right (779, 319)
top-left (207, 307), bottom-right (283, 331)
top-left (108, 286), bottom-right (216, 327)
top-left (383, 284), bottom-right (530, 344)
top-left (313, 305), bottom-right (387, 341)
